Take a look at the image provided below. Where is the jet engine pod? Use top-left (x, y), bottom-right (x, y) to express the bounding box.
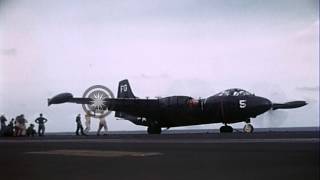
top-left (48, 93), bottom-right (74, 106)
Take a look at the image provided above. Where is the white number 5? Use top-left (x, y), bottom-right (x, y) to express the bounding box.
top-left (239, 100), bottom-right (247, 108)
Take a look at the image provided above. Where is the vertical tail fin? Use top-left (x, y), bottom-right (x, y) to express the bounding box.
top-left (116, 79), bottom-right (136, 119)
top-left (117, 79), bottom-right (136, 98)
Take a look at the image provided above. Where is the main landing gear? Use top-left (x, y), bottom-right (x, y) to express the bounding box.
top-left (220, 125), bottom-right (233, 133)
top-left (147, 126), bottom-right (162, 134)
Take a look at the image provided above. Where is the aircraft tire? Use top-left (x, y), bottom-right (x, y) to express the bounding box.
top-left (147, 126), bottom-right (161, 134)
top-left (220, 125), bottom-right (233, 133)
top-left (243, 124), bottom-right (254, 133)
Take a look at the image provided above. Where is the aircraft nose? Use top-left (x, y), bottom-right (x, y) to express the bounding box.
top-left (261, 97), bottom-right (272, 106)
top-left (254, 97), bottom-right (272, 114)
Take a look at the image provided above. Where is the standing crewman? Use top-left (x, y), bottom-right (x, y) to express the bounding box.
top-left (97, 116), bottom-right (108, 136)
top-left (75, 114), bottom-right (86, 136)
top-left (35, 113), bottom-right (48, 136)
top-left (84, 113), bottom-right (91, 134)
top-left (0, 114), bottom-right (7, 136)
top-left (6, 119), bottom-right (14, 136)
top-left (15, 114), bottom-right (27, 136)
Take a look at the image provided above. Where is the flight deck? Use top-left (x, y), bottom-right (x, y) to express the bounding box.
top-left (0, 128), bottom-right (318, 180)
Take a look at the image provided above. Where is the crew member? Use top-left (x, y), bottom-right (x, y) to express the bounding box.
top-left (97, 116), bottom-right (108, 136)
top-left (26, 124), bottom-right (36, 137)
top-left (84, 113), bottom-right (91, 134)
top-left (75, 114), bottom-right (86, 136)
top-left (0, 114), bottom-right (7, 136)
top-left (15, 114), bottom-right (27, 136)
top-left (35, 113), bottom-right (48, 136)
top-left (6, 119), bottom-right (14, 136)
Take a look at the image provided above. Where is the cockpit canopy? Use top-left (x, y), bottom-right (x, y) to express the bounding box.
top-left (215, 88), bottom-right (254, 97)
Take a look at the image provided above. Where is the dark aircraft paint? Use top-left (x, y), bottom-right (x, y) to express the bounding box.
top-left (48, 79), bottom-right (307, 134)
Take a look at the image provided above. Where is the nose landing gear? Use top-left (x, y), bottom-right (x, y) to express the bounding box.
top-left (243, 123), bottom-right (254, 133)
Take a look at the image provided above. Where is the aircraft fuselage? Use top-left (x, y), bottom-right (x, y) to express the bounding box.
top-left (107, 95), bottom-right (271, 128)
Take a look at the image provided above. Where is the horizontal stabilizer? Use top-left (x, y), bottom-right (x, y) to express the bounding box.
top-left (272, 101), bottom-right (307, 110)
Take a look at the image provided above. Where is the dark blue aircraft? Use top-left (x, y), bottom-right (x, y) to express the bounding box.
top-left (48, 79), bottom-right (307, 134)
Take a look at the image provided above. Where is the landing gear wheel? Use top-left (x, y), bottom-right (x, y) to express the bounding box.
top-left (220, 125), bottom-right (233, 133)
top-left (243, 124), bottom-right (254, 133)
top-left (147, 126), bottom-right (162, 134)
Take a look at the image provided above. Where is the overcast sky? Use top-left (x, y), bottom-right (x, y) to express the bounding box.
top-left (0, 0), bottom-right (319, 132)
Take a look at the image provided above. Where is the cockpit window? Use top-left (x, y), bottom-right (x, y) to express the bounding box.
top-left (215, 88), bottom-right (253, 96)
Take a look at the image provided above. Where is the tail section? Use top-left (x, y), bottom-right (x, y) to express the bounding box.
top-left (116, 79), bottom-right (137, 119)
top-left (117, 79), bottom-right (136, 98)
